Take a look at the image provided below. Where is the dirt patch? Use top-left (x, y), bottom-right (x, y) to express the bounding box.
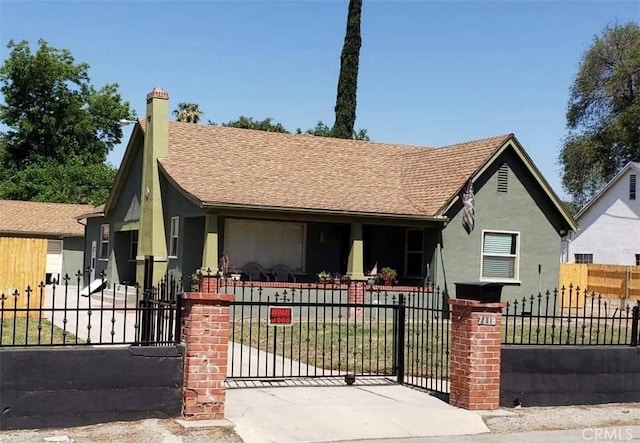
top-left (0, 418), bottom-right (244, 443)
top-left (484, 403), bottom-right (640, 434)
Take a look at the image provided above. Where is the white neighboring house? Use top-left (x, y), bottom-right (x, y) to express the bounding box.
top-left (562, 162), bottom-right (640, 265)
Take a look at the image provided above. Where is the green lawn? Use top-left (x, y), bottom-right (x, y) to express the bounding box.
top-left (231, 320), bottom-right (449, 377)
top-left (1, 316), bottom-right (84, 346)
top-left (502, 318), bottom-right (634, 345)
top-left (231, 316), bottom-right (634, 378)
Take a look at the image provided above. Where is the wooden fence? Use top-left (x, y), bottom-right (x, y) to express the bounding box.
top-left (0, 236), bottom-right (48, 317)
top-left (559, 263), bottom-right (640, 308)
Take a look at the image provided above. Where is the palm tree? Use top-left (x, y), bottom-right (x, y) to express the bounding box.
top-left (173, 103), bottom-right (203, 123)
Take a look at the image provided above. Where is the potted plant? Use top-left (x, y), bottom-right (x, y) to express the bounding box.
top-left (317, 271), bottom-right (331, 283)
top-left (378, 267), bottom-right (397, 286)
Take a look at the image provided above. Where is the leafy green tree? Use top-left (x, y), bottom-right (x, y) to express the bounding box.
top-left (173, 102), bottom-right (203, 123)
top-left (0, 156), bottom-right (117, 205)
top-left (210, 116), bottom-right (290, 133)
top-left (559, 22), bottom-right (640, 206)
top-left (332, 0), bottom-right (363, 139)
top-left (0, 39), bottom-right (133, 174)
top-left (299, 120), bottom-right (369, 140)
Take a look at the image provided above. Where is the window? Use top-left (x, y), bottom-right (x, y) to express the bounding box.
top-left (129, 231), bottom-right (139, 261)
top-left (481, 231), bottom-right (519, 281)
top-left (630, 174), bottom-right (636, 200)
top-left (574, 253), bottom-right (593, 264)
top-left (405, 229), bottom-right (424, 276)
top-left (100, 224), bottom-right (109, 259)
top-left (224, 219), bottom-right (306, 271)
top-left (169, 217), bottom-right (179, 258)
top-left (497, 163), bottom-right (508, 193)
top-left (635, 254), bottom-right (640, 266)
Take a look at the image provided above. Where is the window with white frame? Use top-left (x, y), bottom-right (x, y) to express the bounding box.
top-left (405, 229), bottom-right (424, 276)
top-left (100, 224), bottom-right (109, 259)
top-left (481, 230), bottom-right (519, 281)
top-left (169, 217), bottom-right (179, 258)
top-left (224, 219), bottom-right (306, 271)
top-left (574, 253), bottom-right (593, 264)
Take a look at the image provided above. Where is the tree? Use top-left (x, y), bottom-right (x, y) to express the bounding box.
top-left (332, 0), bottom-right (363, 139)
top-left (211, 116), bottom-right (289, 133)
top-left (559, 22), bottom-right (640, 206)
top-left (299, 120), bottom-right (369, 140)
top-left (0, 156), bottom-right (117, 205)
top-left (173, 102), bottom-right (203, 123)
top-left (0, 39), bottom-right (133, 173)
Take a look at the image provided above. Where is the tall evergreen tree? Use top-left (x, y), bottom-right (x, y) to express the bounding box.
top-left (332, 0), bottom-right (362, 139)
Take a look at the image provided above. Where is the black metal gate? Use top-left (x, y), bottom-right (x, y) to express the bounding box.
top-left (397, 287), bottom-right (450, 395)
top-left (225, 281), bottom-right (450, 394)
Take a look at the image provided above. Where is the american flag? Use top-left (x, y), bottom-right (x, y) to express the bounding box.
top-left (462, 181), bottom-right (475, 234)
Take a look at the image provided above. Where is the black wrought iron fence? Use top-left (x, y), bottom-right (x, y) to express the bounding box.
top-left (503, 285), bottom-right (640, 346)
top-left (223, 279), bottom-right (451, 394)
top-left (0, 271), bottom-right (182, 347)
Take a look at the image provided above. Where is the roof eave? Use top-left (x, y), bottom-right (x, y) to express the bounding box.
top-left (201, 201), bottom-right (448, 223)
top-left (0, 230), bottom-right (81, 238)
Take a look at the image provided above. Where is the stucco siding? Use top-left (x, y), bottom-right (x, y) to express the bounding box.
top-left (111, 144), bottom-right (143, 224)
top-left (160, 171), bottom-right (205, 281)
top-left (62, 237), bottom-right (85, 279)
top-left (441, 152), bottom-right (562, 302)
top-left (568, 169), bottom-right (640, 265)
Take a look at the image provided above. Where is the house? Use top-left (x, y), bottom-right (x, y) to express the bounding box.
top-left (0, 199), bottom-right (92, 293)
top-left (80, 87), bottom-right (576, 301)
top-left (562, 162), bottom-right (640, 266)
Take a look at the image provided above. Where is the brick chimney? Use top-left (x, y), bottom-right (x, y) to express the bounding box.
top-left (136, 87), bottom-right (170, 285)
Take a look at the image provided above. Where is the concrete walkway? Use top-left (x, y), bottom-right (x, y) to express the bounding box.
top-left (226, 384), bottom-right (489, 443)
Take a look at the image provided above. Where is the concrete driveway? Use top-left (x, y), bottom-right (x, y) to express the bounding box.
top-left (226, 383), bottom-right (489, 443)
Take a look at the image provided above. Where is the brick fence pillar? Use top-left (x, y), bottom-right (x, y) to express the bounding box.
top-left (448, 299), bottom-right (505, 410)
top-left (348, 280), bottom-right (365, 319)
top-left (198, 274), bottom-right (220, 294)
top-left (181, 292), bottom-right (233, 420)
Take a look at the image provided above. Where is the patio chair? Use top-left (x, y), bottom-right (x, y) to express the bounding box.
top-left (272, 264), bottom-right (296, 283)
top-left (243, 262), bottom-right (270, 281)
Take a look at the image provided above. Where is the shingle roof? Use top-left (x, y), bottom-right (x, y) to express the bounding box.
top-left (0, 200), bottom-right (92, 237)
top-left (156, 121), bottom-right (511, 218)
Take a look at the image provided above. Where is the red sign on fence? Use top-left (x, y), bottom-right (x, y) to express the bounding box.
top-left (268, 306), bottom-right (293, 326)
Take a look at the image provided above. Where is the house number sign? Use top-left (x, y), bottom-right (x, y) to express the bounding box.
top-left (478, 316), bottom-right (496, 326)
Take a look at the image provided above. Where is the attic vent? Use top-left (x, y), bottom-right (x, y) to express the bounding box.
top-left (630, 174), bottom-right (636, 200)
top-left (497, 163), bottom-right (508, 193)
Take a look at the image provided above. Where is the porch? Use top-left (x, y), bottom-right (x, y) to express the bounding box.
top-left (178, 214), bottom-right (445, 288)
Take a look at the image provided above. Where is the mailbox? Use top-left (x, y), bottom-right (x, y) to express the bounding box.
top-left (454, 282), bottom-right (503, 303)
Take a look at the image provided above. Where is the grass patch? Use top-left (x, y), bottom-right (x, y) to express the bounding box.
top-left (231, 320), bottom-right (449, 377)
top-left (1, 317), bottom-right (84, 346)
top-left (502, 318), bottom-right (635, 345)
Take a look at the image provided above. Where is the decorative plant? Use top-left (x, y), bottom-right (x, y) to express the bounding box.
top-left (378, 267), bottom-right (397, 285)
top-left (317, 271), bottom-right (331, 282)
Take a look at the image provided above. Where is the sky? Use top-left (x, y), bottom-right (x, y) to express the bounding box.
top-left (1, 0), bottom-right (639, 199)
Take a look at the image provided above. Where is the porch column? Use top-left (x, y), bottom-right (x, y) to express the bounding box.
top-left (202, 214), bottom-right (219, 272)
top-left (346, 222), bottom-right (365, 281)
